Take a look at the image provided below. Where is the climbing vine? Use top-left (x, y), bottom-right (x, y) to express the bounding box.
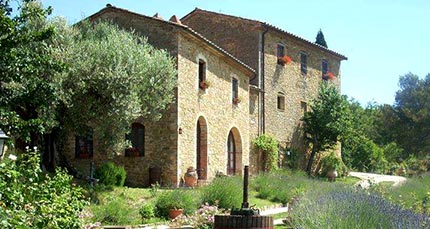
top-left (253, 134), bottom-right (279, 172)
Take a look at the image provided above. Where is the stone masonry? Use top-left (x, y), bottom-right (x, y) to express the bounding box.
top-left (182, 8), bottom-right (347, 169)
top-left (64, 5), bottom-right (253, 186)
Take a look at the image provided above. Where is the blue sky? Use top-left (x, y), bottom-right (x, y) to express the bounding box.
top-left (38, 0), bottom-right (430, 105)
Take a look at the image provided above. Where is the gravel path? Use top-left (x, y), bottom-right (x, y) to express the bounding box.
top-left (349, 171), bottom-right (407, 189)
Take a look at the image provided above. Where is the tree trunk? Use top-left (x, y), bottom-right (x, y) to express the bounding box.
top-left (306, 139), bottom-right (318, 176)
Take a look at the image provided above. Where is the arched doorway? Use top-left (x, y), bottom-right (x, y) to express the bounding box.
top-left (227, 128), bottom-right (242, 175)
top-left (196, 117), bottom-right (208, 180)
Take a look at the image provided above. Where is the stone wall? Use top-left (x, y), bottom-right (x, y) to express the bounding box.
top-left (249, 88), bottom-right (260, 173)
top-left (63, 103), bottom-right (178, 187)
top-left (263, 30), bottom-right (342, 154)
top-left (176, 32), bottom-right (251, 181)
top-left (182, 9), bottom-right (260, 71)
top-left (92, 7), bottom-right (179, 57)
top-left (63, 8), bottom-right (180, 187)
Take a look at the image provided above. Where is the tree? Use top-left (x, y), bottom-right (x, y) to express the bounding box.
top-left (394, 73), bottom-right (430, 155)
top-left (1, 1), bottom-right (177, 161)
top-left (315, 29), bottom-right (328, 48)
top-left (0, 1), bottom-right (64, 147)
top-left (303, 83), bottom-right (351, 175)
top-left (58, 21), bottom-right (177, 153)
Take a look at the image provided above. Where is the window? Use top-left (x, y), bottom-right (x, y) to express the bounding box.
top-left (322, 59), bottom-right (328, 79)
top-left (277, 44), bottom-right (285, 65)
top-left (75, 130), bottom-right (93, 159)
top-left (277, 93), bottom-right (285, 111)
top-left (198, 59), bottom-right (206, 89)
top-left (277, 44), bottom-right (285, 57)
top-left (125, 123), bottom-right (145, 157)
top-left (301, 52), bottom-right (308, 75)
top-left (232, 78), bottom-right (239, 104)
top-left (301, 101), bottom-right (308, 114)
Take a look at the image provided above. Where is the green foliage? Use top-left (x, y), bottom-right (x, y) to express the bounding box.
top-left (372, 173), bottom-right (430, 214)
top-left (304, 83), bottom-right (351, 174)
top-left (172, 203), bottom-right (225, 229)
top-left (393, 73), bottom-right (430, 156)
top-left (201, 176), bottom-right (242, 209)
top-left (0, 1), bottom-right (65, 143)
top-left (90, 197), bottom-right (134, 225)
top-left (155, 189), bottom-right (200, 218)
top-left (315, 29), bottom-right (328, 48)
top-left (282, 148), bottom-right (301, 170)
top-left (94, 162), bottom-right (127, 187)
top-left (139, 203), bottom-right (155, 223)
top-left (289, 187), bottom-right (429, 228)
top-left (253, 134), bottom-right (279, 172)
top-left (1, 1), bottom-right (177, 156)
top-left (0, 148), bottom-right (88, 228)
top-left (60, 21), bottom-right (177, 153)
top-left (320, 152), bottom-right (342, 175)
top-left (150, 182), bottom-right (160, 198)
top-left (252, 170), bottom-right (311, 205)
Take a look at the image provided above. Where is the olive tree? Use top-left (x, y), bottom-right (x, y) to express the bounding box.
top-left (303, 83), bottom-right (351, 175)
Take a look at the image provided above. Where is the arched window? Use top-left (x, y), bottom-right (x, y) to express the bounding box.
top-left (75, 129), bottom-right (93, 159)
top-left (227, 131), bottom-right (236, 175)
top-left (125, 123), bottom-right (145, 157)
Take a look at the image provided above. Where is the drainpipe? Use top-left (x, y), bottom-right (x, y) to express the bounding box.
top-left (259, 26), bottom-right (269, 134)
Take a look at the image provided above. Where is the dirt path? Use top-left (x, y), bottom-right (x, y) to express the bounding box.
top-left (349, 171), bottom-right (407, 189)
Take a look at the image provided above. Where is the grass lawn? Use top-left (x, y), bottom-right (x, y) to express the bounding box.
top-left (83, 184), bottom-right (282, 226)
top-left (371, 172), bottom-right (430, 214)
top-left (82, 170), bottom-right (429, 228)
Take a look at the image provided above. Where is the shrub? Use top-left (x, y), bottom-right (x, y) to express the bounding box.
top-left (252, 170), bottom-right (311, 205)
top-left (139, 203), bottom-right (155, 223)
top-left (319, 152), bottom-right (342, 175)
top-left (94, 162), bottom-right (127, 187)
top-left (201, 176), bottom-right (242, 209)
top-left (90, 197), bottom-right (134, 225)
top-left (155, 189), bottom-right (200, 218)
top-left (289, 188), bottom-right (430, 228)
top-left (172, 203), bottom-right (226, 228)
top-left (253, 134), bottom-right (279, 172)
top-left (0, 148), bottom-right (88, 228)
top-left (282, 148), bottom-right (301, 170)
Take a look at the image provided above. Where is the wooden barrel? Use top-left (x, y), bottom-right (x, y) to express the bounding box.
top-left (214, 215), bottom-right (274, 229)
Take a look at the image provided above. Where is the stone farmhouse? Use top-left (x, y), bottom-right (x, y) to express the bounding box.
top-left (63, 5), bottom-right (347, 187)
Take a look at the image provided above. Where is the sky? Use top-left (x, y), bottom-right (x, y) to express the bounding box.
top-left (36, 0), bottom-right (430, 106)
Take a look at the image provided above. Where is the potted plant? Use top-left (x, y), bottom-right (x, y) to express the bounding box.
top-left (233, 97), bottom-right (241, 105)
top-left (277, 55), bottom-right (292, 66)
top-left (184, 166), bottom-right (198, 187)
top-left (199, 79), bottom-right (211, 90)
top-left (155, 189), bottom-right (198, 219)
top-left (323, 71), bottom-right (336, 80)
top-left (168, 208), bottom-right (184, 220)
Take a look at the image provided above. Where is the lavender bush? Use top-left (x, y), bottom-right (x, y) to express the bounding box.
top-left (289, 188), bottom-right (430, 228)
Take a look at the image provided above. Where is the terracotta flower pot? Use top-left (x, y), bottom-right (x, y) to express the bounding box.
top-left (327, 170), bottom-right (338, 182)
top-left (184, 175), bottom-right (197, 187)
top-left (168, 209), bottom-right (183, 219)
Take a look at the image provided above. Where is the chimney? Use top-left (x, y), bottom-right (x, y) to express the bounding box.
top-left (153, 13), bottom-right (163, 20)
top-left (169, 15), bottom-right (181, 24)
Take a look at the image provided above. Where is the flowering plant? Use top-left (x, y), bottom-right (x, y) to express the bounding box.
top-left (323, 72), bottom-right (336, 80)
top-left (233, 97), bottom-right (241, 105)
top-left (199, 80), bottom-right (211, 90)
top-left (277, 55), bottom-right (292, 66)
top-left (172, 203), bottom-right (227, 228)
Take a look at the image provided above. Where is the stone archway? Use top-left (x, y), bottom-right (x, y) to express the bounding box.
top-left (196, 116), bottom-right (208, 180)
top-left (227, 127), bottom-right (242, 175)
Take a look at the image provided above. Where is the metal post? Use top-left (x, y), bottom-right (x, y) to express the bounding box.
top-left (90, 161), bottom-right (95, 187)
top-left (241, 165), bottom-right (249, 208)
